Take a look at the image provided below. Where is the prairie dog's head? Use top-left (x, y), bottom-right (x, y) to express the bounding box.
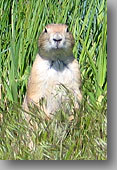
top-left (38, 24), bottom-right (75, 61)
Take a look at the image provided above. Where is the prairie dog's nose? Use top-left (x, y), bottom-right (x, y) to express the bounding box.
top-left (53, 33), bottom-right (62, 42)
top-left (53, 38), bottom-right (62, 42)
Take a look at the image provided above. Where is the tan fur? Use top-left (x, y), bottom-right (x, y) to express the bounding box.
top-left (23, 24), bottom-right (82, 118)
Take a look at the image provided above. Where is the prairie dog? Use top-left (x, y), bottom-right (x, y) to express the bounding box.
top-left (23, 24), bottom-right (82, 118)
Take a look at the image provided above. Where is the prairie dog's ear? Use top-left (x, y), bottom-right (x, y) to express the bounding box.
top-left (66, 27), bottom-right (69, 33)
top-left (43, 27), bottom-right (48, 33)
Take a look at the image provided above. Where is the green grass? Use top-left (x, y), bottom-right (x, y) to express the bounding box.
top-left (0, 0), bottom-right (107, 160)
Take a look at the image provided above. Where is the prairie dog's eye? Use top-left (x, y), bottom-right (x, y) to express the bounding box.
top-left (44, 28), bottom-right (47, 33)
top-left (66, 27), bottom-right (69, 32)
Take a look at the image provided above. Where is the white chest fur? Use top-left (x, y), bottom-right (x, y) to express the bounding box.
top-left (37, 59), bottom-right (74, 88)
top-left (29, 54), bottom-right (81, 115)
top-left (37, 59), bottom-right (74, 113)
